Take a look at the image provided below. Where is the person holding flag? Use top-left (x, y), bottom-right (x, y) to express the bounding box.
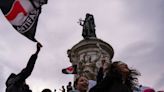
top-left (5, 42), bottom-right (42, 92)
top-left (0, 0), bottom-right (48, 42)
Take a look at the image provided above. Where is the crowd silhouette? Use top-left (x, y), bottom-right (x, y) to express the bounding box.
top-left (5, 42), bottom-right (161, 92)
top-left (4, 46), bottom-right (163, 91)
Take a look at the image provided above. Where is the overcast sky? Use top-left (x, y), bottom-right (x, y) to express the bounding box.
top-left (0, 0), bottom-right (164, 92)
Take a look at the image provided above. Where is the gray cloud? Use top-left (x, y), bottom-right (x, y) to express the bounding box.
top-left (155, 73), bottom-right (164, 90)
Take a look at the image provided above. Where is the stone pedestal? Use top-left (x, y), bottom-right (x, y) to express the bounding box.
top-left (68, 38), bottom-right (114, 80)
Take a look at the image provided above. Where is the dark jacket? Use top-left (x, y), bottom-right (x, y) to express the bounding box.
top-left (6, 54), bottom-right (38, 92)
top-left (90, 74), bottom-right (132, 92)
top-left (67, 85), bottom-right (73, 92)
top-left (89, 67), bottom-right (132, 92)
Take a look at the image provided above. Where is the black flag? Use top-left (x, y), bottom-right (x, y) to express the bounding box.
top-left (62, 65), bottom-right (77, 74)
top-left (0, 0), bottom-right (47, 42)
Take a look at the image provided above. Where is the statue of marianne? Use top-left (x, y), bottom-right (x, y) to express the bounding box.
top-left (79, 13), bottom-right (97, 39)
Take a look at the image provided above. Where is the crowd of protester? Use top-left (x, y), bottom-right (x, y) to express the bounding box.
top-left (52, 60), bottom-right (161, 92)
top-left (57, 60), bottom-right (162, 92)
top-left (5, 43), bottom-right (163, 92)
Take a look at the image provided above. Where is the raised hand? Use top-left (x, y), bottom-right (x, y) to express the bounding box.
top-left (36, 42), bottom-right (42, 54)
top-left (37, 42), bottom-right (43, 48)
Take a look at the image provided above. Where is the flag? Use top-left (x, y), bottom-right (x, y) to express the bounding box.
top-left (62, 65), bottom-right (77, 74)
top-left (0, 0), bottom-right (48, 42)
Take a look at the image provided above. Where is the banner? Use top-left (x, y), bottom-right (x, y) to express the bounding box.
top-left (0, 0), bottom-right (47, 42)
top-left (62, 65), bottom-right (77, 74)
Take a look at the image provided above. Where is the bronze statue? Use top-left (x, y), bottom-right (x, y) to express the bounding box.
top-left (79, 13), bottom-right (97, 39)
